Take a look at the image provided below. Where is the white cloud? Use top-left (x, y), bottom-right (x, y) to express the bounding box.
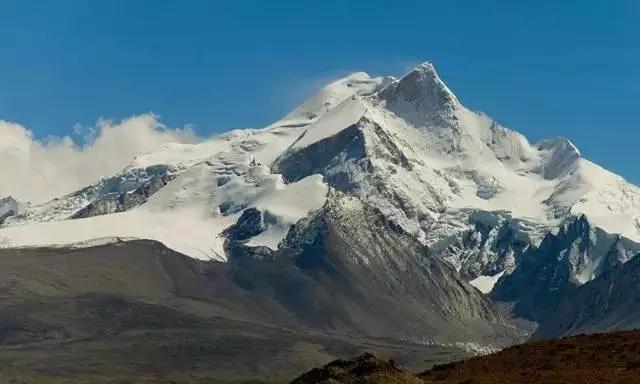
top-left (0, 114), bottom-right (197, 203)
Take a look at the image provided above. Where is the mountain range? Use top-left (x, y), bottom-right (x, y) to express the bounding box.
top-left (0, 62), bottom-right (639, 381)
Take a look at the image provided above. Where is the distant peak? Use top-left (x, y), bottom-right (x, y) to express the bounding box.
top-left (344, 71), bottom-right (371, 81)
top-left (413, 61), bottom-right (438, 74)
top-left (400, 61), bottom-right (457, 100)
top-left (377, 61), bottom-right (459, 119)
top-left (535, 137), bottom-right (582, 179)
top-left (537, 137), bottom-right (582, 158)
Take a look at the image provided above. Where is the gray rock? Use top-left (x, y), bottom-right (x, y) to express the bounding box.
top-left (533, 252), bottom-right (640, 339)
top-left (71, 171), bottom-right (171, 219)
top-left (492, 215), bottom-right (640, 323)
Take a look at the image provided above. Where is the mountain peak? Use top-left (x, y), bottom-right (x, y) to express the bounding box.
top-left (537, 137), bottom-right (581, 157)
top-left (398, 61), bottom-right (458, 101)
top-left (413, 60), bottom-right (438, 74)
top-left (377, 61), bottom-right (459, 122)
top-left (534, 137), bottom-right (582, 179)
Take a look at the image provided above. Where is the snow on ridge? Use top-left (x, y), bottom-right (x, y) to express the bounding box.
top-left (376, 61), bottom-right (460, 126)
top-left (124, 139), bottom-right (230, 171)
top-left (0, 61), bottom-right (638, 261)
top-left (567, 159), bottom-right (640, 241)
top-left (0, 162), bottom-right (329, 260)
top-left (272, 71), bottom-right (390, 130)
top-left (291, 95), bottom-right (367, 150)
top-left (246, 174), bottom-right (328, 249)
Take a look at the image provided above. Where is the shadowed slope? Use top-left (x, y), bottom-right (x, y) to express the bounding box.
top-left (0, 236), bottom-right (476, 382)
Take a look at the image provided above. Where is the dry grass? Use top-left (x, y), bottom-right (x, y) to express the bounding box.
top-left (419, 330), bottom-right (640, 384)
top-left (290, 353), bottom-right (424, 384)
top-left (291, 330), bottom-right (640, 384)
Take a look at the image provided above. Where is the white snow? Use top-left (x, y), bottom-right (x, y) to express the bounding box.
top-left (0, 163), bottom-right (328, 260)
top-left (1, 60), bottom-right (639, 269)
top-left (291, 96), bottom-right (366, 149)
top-left (566, 160), bottom-right (640, 241)
top-left (124, 139), bottom-right (231, 172)
top-left (469, 271), bottom-right (506, 294)
top-left (248, 174), bottom-right (328, 249)
top-left (277, 71), bottom-right (389, 128)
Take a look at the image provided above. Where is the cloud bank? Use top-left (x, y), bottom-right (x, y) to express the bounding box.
top-left (0, 114), bottom-right (197, 203)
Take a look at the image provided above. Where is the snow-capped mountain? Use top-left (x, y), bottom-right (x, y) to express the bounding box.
top-left (1, 61), bottom-right (639, 307)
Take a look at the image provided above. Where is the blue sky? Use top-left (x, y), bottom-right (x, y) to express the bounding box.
top-left (1, 0), bottom-right (638, 183)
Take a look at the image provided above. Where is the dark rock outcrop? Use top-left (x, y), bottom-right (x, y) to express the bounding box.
top-left (492, 215), bottom-right (640, 322)
top-left (291, 353), bottom-right (422, 384)
top-left (71, 172), bottom-right (172, 219)
top-left (534, 253), bottom-right (640, 339)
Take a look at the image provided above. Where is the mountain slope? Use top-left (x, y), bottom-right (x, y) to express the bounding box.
top-left (290, 353), bottom-right (423, 384)
top-left (0, 61), bottom-right (639, 351)
top-left (533, 252), bottom-right (640, 339)
top-left (2, 62), bottom-right (639, 265)
top-left (0, 239), bottom-right (479, 382)
top-left (492, 215), bottom-right (640, 321)
top-left (419, 330), bottom-right (640, 383)
top-left (292, 330), bottom-right (640, 384)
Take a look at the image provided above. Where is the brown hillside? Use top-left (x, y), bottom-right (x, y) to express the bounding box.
top-left (291, 353), bottom-right (423, 384)
top-left (292, 330), bottom-right (640, 384)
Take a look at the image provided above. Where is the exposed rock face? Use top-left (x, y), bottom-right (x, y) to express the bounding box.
top-left (273, 113), bottom-right (449, 242)
top-left (378, 62), bottom-right (459, 127)
top-left (222, 207), bottom-right (273, 261)
top-left (535, 137), bottom-right (582, 179)
top-left (534, 253), bottom-right (640, 339)
top-left (425, 210), bottom-right (547, 280)
top-left (220, 191), bottom-right (519, 346)
top-left (71, 171), bottom-right (172, 219)
top-left (223, 207), bottom-right (265, 241)
top-left (493, 215), bottom-right (640, 322)
top-left (0, 164), bottom-right (177, 225)
top-left (282, 193), bottom-right (517, 344)
top-left (0, 196), bottom-right (25, 225)
top-left (273, 122), bottom-right (368, 186)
